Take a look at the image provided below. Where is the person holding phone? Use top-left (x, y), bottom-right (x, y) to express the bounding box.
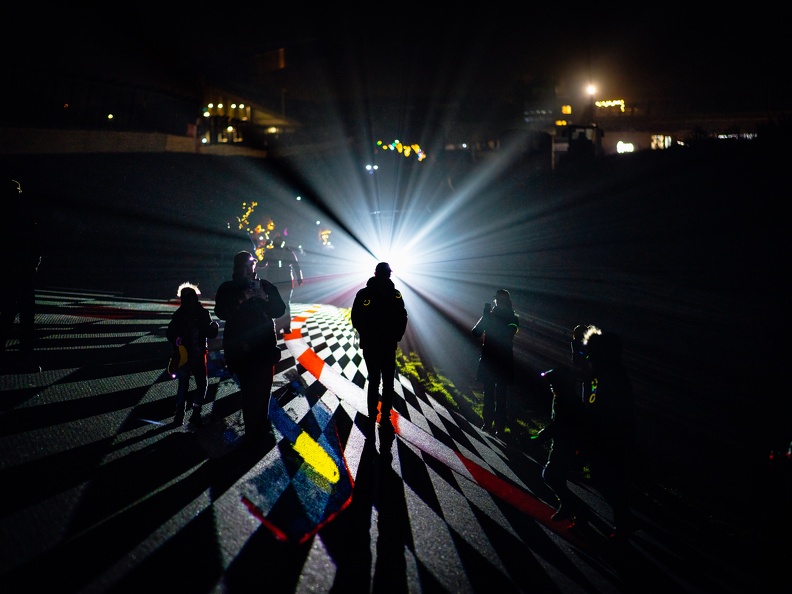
top-left (215, 251), bottom-right (286, 443)
top-left (472, 289), bottom-right (519, 436)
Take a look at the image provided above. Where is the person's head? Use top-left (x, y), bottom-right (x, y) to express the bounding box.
top-left (571, 324), bottom-right (591, 368)
top-left (5, 178), bottom-right (22, 196)
top-left (233, 251), bottom-right (257, 279)
top-left (272, 234), bottom-right (285, 249)
top-left (572, 324), bottom-right (588, 342)
top-left (493, 288), bottom-right (511, 309)
top-left (4, 179), bottom-right (22, 209)
top-left (177, 282), bottom-right (201, 305)
top-left (374, 262), bottom-right (392, 278)
top-left (582, 324), bottom-right (601, 344)
top-left (586, 331), bottom-right (622, 370)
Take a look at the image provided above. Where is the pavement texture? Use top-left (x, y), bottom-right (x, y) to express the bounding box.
top-left (1, 288), bottom-right (785, 593)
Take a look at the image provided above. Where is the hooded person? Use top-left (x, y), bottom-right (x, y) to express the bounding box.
top-left (351, 262), bottom-right (408, 426)
top-left (214, 250), bottom-right (286, 442)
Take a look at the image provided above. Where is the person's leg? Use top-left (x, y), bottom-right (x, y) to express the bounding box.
top-left (493, 382), bottom-right (509, 434)
top-left (363, 348), bottom-right (383, 420)
top-left (480, 376), bottom-right (496, 431)
top-left (0, 294), bottom-right (17, 359)
top-left (543, 448), bottom-right (579, 519)
top-left (274, 283), bottom-right (293, 334)
top-left (175, 366), bottom-right (189, 424)
top-left (379, 345), bottom-right (397, 423)
top-left (189, 354), bottom-right (208, 425)
top-left (236, 365), bottom-right (274, 440)
top-left (17, 278), bottom-right (37, 363)
top-left (283, 286), bottom-right (294, 332)
top-left (597, 459), bottom-right (633, 537)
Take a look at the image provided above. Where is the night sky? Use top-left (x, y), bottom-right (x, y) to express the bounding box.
top-left (5, 6), bottom-right (785, 118)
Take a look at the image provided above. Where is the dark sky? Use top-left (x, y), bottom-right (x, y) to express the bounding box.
top-left (6, 7), bottom-right (785, 116)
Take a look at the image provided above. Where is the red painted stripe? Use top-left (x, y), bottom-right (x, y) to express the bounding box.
top-left (456, 453), bottom-right (588, 548)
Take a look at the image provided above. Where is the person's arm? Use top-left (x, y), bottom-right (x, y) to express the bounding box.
top-left (260, 278), bottom-right (286, 319)
top-left (510, 313), bottom-right (519, 336)
top-left (396, 295), bottom-right (408, 341)
top-left (204, 309), bottom-right (219, 339)
top-left (472, 303), bottom-right (491, 337)
top-left (350, 294), bottom-right (361, 331)
top-left (291, 250), bottom-right (303, 286)
top-left (214, 282), bottom-right (238, 321)
top-left (166, 314), bottom-right (180, 345)
top-left (532, 422), bottom-right (554, 444)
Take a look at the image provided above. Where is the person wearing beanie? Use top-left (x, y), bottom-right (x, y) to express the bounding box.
top-left (351, 262), bottom-right (408, 427)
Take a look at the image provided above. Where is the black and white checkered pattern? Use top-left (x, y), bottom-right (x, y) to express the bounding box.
top-left (0, 289), bottom-right (746, 593)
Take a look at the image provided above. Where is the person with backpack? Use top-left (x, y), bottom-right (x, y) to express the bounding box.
top-left (166, 282), bottom-right (219, 426)
top-left (351, 262), bottom-right (408, 427)
top-left (214, 251), bottom-right (286, 443)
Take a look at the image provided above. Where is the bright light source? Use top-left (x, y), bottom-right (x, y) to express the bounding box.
top-left (616, 141), bottom-right (635, 153)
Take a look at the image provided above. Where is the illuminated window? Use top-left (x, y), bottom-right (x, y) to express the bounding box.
top-left (651, 135), bottom-right (672, 150)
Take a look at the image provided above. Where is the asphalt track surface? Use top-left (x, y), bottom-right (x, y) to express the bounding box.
top-left (0, 288), bottom-right (780, 593)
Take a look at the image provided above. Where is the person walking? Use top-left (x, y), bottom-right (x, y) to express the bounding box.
top-left (166, 283), bottom-right (219, 426)
top-left (532, 364), bottom-right (588, 522)
top-left (0, 177), bottom-right (43, 374)
top-left (581, 329), bottom-right (636, 542)
top-left (472, 289), bottom-right (519, 436)
top-left (261, 234), bottom-right (303, 336)
top-left (351, 262), bottom-right (408, 426)
top-left (215, 251), bottom-right (286, 442)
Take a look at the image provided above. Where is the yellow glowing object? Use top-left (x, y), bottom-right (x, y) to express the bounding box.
top-left (589, 378), bottom-right (598, 404)
top-left (237, 201), bottom-right (258, 231)
top-left (595, 99), bottom-right (626, 112)
top-left (294, 432), bottom-right (340, 484)
top-left (376, 139), bottom-right (427, 161)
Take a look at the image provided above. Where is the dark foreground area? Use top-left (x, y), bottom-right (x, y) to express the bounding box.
top-left (4, 140), bottom-right (790, 586)
top-left (0, 290), bottom-right (785, 592)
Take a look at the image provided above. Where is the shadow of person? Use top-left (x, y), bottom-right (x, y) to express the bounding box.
top-left (372, 423), bottom-right (409, 592)
top-left (319, 429), bottom-right (378, 592)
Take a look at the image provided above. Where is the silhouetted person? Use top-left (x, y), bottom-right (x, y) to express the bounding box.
top-left (166, 282), bottom-right (219, 426)
top-left (571, 324), bottom-right (590, 374)
top-left (581, 329), bottom-right (636, 541)
top-left (261, 234), bottom-right (303, 336)
top-left (530, 324), bottom-right (597, 522)
top-left (0, 177), bottom-right (43, 373)
top-left (472, 289), bottom-right (519, 436)
top-left (351, 262), bottom-right (408, 426)
top-left (215, 251), bottom-right (286, 442)
top-left (532, 364), bottom-right (588, 522)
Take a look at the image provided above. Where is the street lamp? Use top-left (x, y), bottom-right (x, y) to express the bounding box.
top-left (586, 84), bottom-right (596, 124)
